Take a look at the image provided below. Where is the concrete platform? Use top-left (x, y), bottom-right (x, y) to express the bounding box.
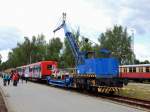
top-left (0, 78), bottom-right (146, 112)
top-left (0, 87), bottom-right (7, 112)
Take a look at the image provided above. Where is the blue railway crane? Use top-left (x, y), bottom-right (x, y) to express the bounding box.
top-left (53, 13), bottom-right (124, 93)
top-left (53, 13), bottom-right (83, 66)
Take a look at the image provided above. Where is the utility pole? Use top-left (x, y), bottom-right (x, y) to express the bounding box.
top-left (44, 44), bottom-right (48, 60)
top-left (30, 53), bottom-right (32, 64)
top-left (0, 54), bottom-right (2, 64)
top-left (131, 29), bottom-right (135, 64)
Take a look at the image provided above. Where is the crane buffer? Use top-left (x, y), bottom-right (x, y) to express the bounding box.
top-left (53, 13), bottom-right (124, 93)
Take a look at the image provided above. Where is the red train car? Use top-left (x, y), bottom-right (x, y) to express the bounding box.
top-left (16, 61), bottom-right (57, 80)
top-left (119, 64), bottom-right (150, 82)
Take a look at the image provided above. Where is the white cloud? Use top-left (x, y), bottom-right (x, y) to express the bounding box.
top-left (0, 27), bottom-right (23, 50)
top-left (0, 0), bottom-right (112, 40)
top-left (0, 49), bottom-right (11, 62)
top-left (0, 0), bottom-right (149, 62)
top-left (134, 43), bottom-right (150, 61)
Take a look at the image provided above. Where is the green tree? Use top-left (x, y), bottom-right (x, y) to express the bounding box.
top-left (32, 34), bottom-right (46, 62)
top-left (46, 37), bottom-right (63, 62)
top-left (2, 34), bottom-right (48, 69)
top-left (134, 59), bottom-right (140, 64)
top-left (0, 54), bottom-right (1, 63)
top-left (98, 25), bottom-right (134, 65)
top-left (80, 37), bottom-right (93, 51)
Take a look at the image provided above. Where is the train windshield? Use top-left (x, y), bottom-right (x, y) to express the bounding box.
top-left (34, 65), bottom-right (41, 71)
top-left (47, 65), bottom-right (53, 70)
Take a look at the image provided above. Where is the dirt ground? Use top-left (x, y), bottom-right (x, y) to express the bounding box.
top-left (0, 88), bottom-right (7, 112)
top-left (119, 83), bottom-right (150, 101)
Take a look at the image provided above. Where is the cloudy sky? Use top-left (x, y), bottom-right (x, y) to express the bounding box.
top-left (0, 0), bottom-right (150, 62)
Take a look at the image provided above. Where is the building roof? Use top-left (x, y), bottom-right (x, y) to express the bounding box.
top-left (120, 64), bottom-right (150, 67)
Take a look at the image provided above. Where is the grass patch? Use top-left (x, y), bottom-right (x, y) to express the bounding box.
top-left (118, 83), bottom-right (150, 101)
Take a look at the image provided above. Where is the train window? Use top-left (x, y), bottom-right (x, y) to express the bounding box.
top-left (132, 67), bottom-right (136, 72)
top-left (121, 68), bottom-right (124, 73)
top-left (129, 67), bottom-right (132, 72)
top-left (47, 65), bottom-right (52, 70)
top-left (120, 68), bottom-right (123, 73)
top-left (146, 67), bottom-right (150, 72)
top-left (139, 67), bottom-right (143, 72)
top-left (123, 68), bottom-right (125, 73)
top-left (34, 65), bottom-right (41, 71)
top-left (37, 66), bottom-right (41, 71)
top-left (123, 68), bottom-right (127, 73)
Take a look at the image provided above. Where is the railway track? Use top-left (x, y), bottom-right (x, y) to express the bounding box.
top-left (51, 86), bottom-right (150, 110)
top-left (56, 86), bottom-right (150, 110)
top-left (103, 95), bottom-right (150, 110)
top-left (74, 89), bottom-right (150, 110)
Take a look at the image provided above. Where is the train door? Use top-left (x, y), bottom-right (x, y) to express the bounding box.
top-left (29, 66), bottom-right (33, 78)
top-left (24, 66), bottom-right (30, 78)
top-left (33, 64), bottom-right (41, 78)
